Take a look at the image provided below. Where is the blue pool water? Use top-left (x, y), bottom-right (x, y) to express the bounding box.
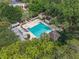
top-left (28, 22), bottom-right (52, 38)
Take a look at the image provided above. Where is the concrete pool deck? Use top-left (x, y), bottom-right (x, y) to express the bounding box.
top-left (23, 19), bottom-right (42, 28)
top-left (11, 19), bottom-right (56, 40)
top-left (11, 19), bottom-right (42, 40)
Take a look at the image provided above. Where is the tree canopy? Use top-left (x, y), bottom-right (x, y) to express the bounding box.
top-left (0, 0), bottom-right (79, 59)
top-left (0, 3), bottom-right (22, 23)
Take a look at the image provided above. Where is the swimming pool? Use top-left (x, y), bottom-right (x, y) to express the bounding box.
top-left (28, 22), bottom-right (52, 38)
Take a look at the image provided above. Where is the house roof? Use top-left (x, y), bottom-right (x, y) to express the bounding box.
top-left (12, 0), bottom-right (19, 4)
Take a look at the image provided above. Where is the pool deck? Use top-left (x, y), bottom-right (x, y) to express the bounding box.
top-left (23, 19), bottom-right (42, 28)
top-left (11, 19), bottom-right (42, 40)
top-left (11, 19), bottom-right (57, 40)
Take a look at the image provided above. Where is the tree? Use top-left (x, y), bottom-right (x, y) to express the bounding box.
top-left (29, 0), bottom-right (46, 17)
top-left (0, 3), bottom-right (8, 17)
top-left (1, 5), bottom-right (22, 23)
top-left (0, 0), bottom-right (10, 3)
top-left (0, 19), bottom-right (18, 48)
top-left (62, 0), bottom-right (79, 26)
top-left (59, 0), bottom-right (79, 38)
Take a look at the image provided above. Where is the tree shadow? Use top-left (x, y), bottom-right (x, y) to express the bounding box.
top-left (57, 31), bottom-right (71, 46)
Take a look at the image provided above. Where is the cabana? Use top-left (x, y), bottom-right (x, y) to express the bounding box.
top-left (49, 31), bottom-right (60, 41)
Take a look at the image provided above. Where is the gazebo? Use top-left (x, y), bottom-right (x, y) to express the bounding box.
top-left (49, 31), bottom-right (60, 41)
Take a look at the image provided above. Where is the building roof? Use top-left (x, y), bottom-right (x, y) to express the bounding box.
top-left (12, 0), bottom-right (19, 4)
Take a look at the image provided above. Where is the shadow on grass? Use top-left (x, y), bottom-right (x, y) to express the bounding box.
top-left (56, 31), bottom-right (72, 46)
